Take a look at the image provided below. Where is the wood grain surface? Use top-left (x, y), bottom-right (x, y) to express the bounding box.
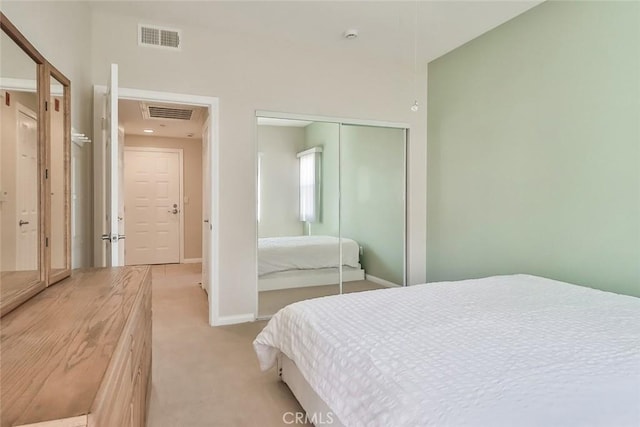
top-left (0, 266), bottom-right (151, 426)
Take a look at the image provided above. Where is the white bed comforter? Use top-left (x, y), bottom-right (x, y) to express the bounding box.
top-left (258, 235), bottom-right (360, 276)
top-left (254, 275), bottom-right (640, 427)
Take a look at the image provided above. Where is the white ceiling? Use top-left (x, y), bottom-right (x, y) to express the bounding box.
top-left (91, 1), bottom-right (543, 64)
top-left (119, 98), bottom-right (207, 138)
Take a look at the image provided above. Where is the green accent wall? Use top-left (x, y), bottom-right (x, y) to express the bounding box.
top-left (341, 125), bottom-right (405, 285)
top-left (427, 0), bottom-right (640, 296)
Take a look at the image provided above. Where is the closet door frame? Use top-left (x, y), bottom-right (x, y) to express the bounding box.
top-left (45, 63), bottom-right (72, 286)
top-left (0, 13), bottom-right (72, 317)
top-left (254, 110), bottom-right (409, 318)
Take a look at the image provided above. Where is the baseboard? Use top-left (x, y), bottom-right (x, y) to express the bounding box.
top-left (182, 258), bottom-right (202, 264)
top-left (259, 268), bottom-right (365, 291)
top-left (214, 313), bottom-right (255, 326)
top-left (366, 274), bottom-right (401, 288)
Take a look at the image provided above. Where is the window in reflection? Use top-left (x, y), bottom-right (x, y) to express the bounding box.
top-left (0, 29), bottom-right (40, 304)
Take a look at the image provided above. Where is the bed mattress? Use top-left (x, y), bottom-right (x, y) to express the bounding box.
top-left (254, 274), bottom-right (640, 427)
top-left (258, 235), bottom-right (360, 276)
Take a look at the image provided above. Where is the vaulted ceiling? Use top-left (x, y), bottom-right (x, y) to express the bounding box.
top-left (90, 1), bottom-right (543, 64)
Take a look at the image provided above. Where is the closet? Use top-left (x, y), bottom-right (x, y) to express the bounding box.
top-left (0, 13), bottom-right (71, 316)
top-left (256, 113), bottom-right (407, 317)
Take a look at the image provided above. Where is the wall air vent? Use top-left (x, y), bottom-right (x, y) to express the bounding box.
top-left (140, 102), bottom-right (201, 121)
top-left (138, 24), bottom-right (181, 50)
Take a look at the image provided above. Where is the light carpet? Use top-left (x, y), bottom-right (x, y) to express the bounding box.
top-left (147, 263), bottom-right (309, 426)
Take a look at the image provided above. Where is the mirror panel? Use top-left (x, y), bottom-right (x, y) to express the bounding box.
top-left (49, 75), bottom-right (69, 279)
top-left (340, 124), bottom-right (406, 294)
top-left (0, 29), bottom-right (42, 312)
top-left (257, 118), bottom-right (340, 317)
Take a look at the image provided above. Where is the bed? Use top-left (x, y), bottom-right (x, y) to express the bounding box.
top-left (254, 274), bottom-right (640, 427)
top-left (258, 235), bottom-right (365, 291)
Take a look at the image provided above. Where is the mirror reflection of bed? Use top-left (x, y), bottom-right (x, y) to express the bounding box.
top-left (257, 116), bottom-right (406, 318)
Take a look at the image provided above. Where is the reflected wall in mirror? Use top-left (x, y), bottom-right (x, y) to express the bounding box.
top-left (257, 118), bottom-right (340, 317)
top-left (0, 28), bottom-right (41, 311)
top-left (49, 76), bottom-right (69, 278)
top-left (340, 125), bottom-right (406, 289)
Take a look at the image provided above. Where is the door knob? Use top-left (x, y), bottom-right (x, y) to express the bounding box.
top-left (168, 208), bottom-right (179, 214)
top-left (18, 220), bottom-right (29, 226)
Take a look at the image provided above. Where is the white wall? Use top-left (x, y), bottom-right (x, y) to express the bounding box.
top-left (2, 2), bottom-right (428, 320)
top-left (257, 125), bottom-right (305, 238)
top-left (90, 7), bottom-right (427, 319)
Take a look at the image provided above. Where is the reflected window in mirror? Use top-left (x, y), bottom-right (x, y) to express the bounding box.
top-left (0, 28), bottom-right (41, 311)
top-left (297, 146), bottom-right (322, 224)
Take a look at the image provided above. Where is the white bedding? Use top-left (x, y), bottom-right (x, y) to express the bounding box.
top-left (258, 235), bottom-right (360, 276)
top-left (254, 275), bottom-right (640, 427)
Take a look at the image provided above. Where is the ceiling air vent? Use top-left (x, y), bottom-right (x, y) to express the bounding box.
top-left (141, 102), bottom-right (199, 121)
top-left (138, 24), bottom-right (181, 50)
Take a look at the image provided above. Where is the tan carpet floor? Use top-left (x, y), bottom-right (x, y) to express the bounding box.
top-left (147, 263), bottom-right (309, 426)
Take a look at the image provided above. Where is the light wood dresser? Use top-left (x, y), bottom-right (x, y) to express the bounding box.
top-left (0, 266), bottom-right (152, 427)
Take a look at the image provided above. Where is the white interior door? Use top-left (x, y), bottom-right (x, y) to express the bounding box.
top-left (202, 119), bottom-right (211, 292)
top-left (15, 108), bottom-right (38, 271)
top-left (104, 63), bottom-right (122, 266)
top-left (124, 148), bottom-right (181, 265)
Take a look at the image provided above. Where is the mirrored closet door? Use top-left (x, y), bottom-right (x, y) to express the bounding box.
top-left (257, 118), bottom-right (340, 317)
top-left (256, 114), bottom-right (407, 318)
top-left (48, 73), bottom-right (71, 282)
top-left (0, 13), bottom-right (72, 317)
top-left (0, 28), bottom-right (42, 313)
top-left (339, 124), bottom-right (406, 291)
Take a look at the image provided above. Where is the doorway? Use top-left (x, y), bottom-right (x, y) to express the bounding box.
top-left (124, 147), bottom-right (183, 265)
top-left (93, 65), bottom-right (220, 325)
top-left (118, 97), bottom-right (207, 267)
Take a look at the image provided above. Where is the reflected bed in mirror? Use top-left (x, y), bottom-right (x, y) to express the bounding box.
top-left (0, 27), bottom-right (42, 314)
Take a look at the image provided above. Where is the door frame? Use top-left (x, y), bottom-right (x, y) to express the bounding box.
top-left (123, 146), bottom-right (185, 265)
top-left (94, 85), bottom-right (220, 326)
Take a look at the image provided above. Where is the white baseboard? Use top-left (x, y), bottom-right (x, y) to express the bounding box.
top-left (214, 313), bottom-right (255, 326)
top-left (366, 274), bottom-right (401, 288)
top-left (182, 258), bottom-right (202, 264)
top-left (259, 268), bottom-right (365, 291)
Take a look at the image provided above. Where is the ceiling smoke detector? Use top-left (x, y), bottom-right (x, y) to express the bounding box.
top-left (344, 29), bottom-right (358, 40)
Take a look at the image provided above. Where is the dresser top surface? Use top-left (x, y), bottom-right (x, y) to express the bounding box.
top-left (0, 265), bottom-right (151, 426)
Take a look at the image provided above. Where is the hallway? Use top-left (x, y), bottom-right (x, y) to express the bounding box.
top-left (147, 263), bottom-right (306, 426)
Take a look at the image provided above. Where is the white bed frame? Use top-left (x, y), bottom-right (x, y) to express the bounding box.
top-left (259, 267), bottom-right (365, 292)
top-left (278, 353), bottom-right (344, 427)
